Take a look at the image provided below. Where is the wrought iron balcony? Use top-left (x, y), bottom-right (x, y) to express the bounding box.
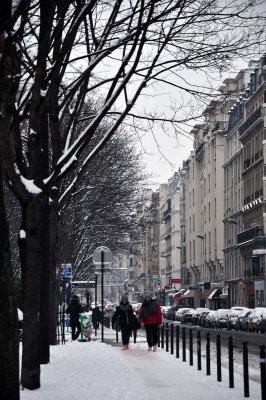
top-left (237, 225), bottom-right (263, 245)
top-left (239, 106), bottom-right (263, 138)
top-left (253, 236), bottom-right (266, 255)
top-left (163, 208), bottom-right (171, 220)
top-left (195, 143), bottom-right (204, 161)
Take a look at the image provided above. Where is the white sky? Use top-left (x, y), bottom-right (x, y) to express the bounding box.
top-left (137, 57), bottom-right (256, 187)
top-left (20, 325), bottom-right (261, 400)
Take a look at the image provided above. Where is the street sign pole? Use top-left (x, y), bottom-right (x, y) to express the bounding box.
top-left (101, 249), bottom-right (104, 342)
top-left (93, 246), bottom-right (113, 343)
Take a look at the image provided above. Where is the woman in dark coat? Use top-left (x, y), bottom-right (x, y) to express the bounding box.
top-left (66, 295), bottom-right (83, 341)
top-left (92, 306), bottom-right (102, 329)
top-left (112, 294), bottom-right (134, 350)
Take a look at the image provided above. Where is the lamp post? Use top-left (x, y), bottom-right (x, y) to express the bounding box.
top-left (93, 246), bottom-right (113, 342)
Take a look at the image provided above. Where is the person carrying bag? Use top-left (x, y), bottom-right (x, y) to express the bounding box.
top-left (112, 294), bottom-right (134, 350)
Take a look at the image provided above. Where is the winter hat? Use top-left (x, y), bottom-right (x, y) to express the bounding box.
top-left (121, 294), bottom-right (128, 302)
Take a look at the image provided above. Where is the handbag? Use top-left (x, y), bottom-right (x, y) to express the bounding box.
top-left (129, 314), bottom-right (141, 331)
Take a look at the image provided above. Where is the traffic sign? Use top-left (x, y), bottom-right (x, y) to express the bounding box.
top-left (60, 264), bottom-right (72, 277)
top-left (72, 281), bottom-right (96, 288)
top-left (93, 246), bottom-right (113, 265)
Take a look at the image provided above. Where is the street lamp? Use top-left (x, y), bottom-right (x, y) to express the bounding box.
top-left (93, 246), bottom-right (113, 342)
top-left (196, 234), bottom-right (204, 239)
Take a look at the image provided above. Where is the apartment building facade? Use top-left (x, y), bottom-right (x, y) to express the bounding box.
top-left (127, 189), bottom-right (160, 301)
top-left (237, 55), bottom-right (266, 307)
top-left (125, 55), bottom-right (266, 309)
top-left (223, 61), bottom-right (258, 307)
top-left (160, 174), bottom-right (182, 292)
top-left (185, 99), bottom-right (226, 309)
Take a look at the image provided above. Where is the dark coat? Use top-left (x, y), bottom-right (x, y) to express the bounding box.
top-left (112, 302), bottom-right (134, 328)
top-left (92, 306), bottom-right (102, 324)
top-left (66, 297), bottom-right (83, 325)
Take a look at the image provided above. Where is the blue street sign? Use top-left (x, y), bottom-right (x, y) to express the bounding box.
top-left (60, 264), bottom-right (72, 278)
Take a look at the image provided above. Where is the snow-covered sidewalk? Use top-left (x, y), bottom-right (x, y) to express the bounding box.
top-left (20, 328), bottom-right (262, 400)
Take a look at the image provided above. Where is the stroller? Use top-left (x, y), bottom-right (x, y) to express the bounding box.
top-left (79, 312), bottom-right (93, 342)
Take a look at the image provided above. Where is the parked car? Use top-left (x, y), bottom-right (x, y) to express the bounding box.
top-left (198, 310), bottom-right (211, 327)
top-left (161, 306), bottom-right (172, 319)
top-left (235, 308), bottom-right (252, 331)
top-left (249, 307), bottom-right (266, 332)
top-left (240, 309), bottom-right (254, 332)
top-left (214, 309), bottom-right (230, 329)
top-left (191, 308), bottom-right (209, 326)
top-left (257, 308), bottom-right (266, 333)
top-left (175, 308), bottom-right (192, 322)
top-left (180, 308), bottom-right (195, 324)
top-left (205, 310), bottom-right (216, 328)
top-left (165, 305), bottom-right (181, 320)
top-left (227, 306), bottom-right (248, 330)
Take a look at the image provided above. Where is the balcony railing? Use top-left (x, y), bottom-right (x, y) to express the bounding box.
top-left (253, 236), bottom-right (266, 255)
top-left (195, 143), bottom-right (204, 161)
top-left (237, 225), bottom-right (263, 245)
top-left (163, 209), bottom-right (171, 220)
top-left (239, 106), bottom-right (263, 137)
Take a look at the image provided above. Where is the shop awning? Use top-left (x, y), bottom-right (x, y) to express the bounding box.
top-left (208, 288), bottom-right (221, 300)
top-left (173, 292), bottom-right (182, 300)
top-left (183, 289), bottom-right (194, 298)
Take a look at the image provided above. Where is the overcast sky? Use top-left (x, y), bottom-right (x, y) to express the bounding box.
top-left (137, 56), bottom-right (255, 188)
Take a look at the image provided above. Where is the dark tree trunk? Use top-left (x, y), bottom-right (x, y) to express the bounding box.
top-left (0, 176), bottom-right (20, 400)
top-left (49, 200), bottom-right (59, 345)
top-left (39, 109), bottom-right (50, 363)
top-left (20, 199), bottom-right (43, 389)
top-left (0, 3), bottom-right (21, 398)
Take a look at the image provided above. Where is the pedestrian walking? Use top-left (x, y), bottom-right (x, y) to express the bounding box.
top-left (138, 294), bottom-right (163, 352)
top-left (92, 305), bottom-right (102, 329)
top-left (112, 294), bottom-right (134, 350)
top-left (66, 295), bottom-right (83, 341)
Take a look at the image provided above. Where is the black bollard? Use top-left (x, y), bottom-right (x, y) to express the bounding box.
top-left (161, 324), bottom-right (164, 349)
top-left (216, 334), bottom-right (221, 382)
top-left (228, 336), bottom-right (234, 388)
top-left (170, 323), bottom-right (174, 355)
top-left (116, 326), bottom-right (119, 343)
top-left (133, 330), bottom-right (137, 343)
top-left (176, 325), bottom-right (179, 358)
top-left (259, 344), bottom-right (266, 400)
top-left (243, 341), bottom-right (249, 398)
top-left (206, 332), bottom-right (210, 376)
top-left (165, 323), bottom-right (169, 352)
top-left (189, 329), bottom-right (193, 366)
top-left (197, 330), bottom-right (201, 370)
top-left (182, 327), bottom-right (186, 362)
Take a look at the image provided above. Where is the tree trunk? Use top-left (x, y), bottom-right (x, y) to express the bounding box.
top-left (0, 5), bottom-right (21, 396)
top-left (0, 176), bottom-right (20, 400)
top-left (20, 198), bottom-right (43, 389)
top-left (49, 199), bottom-right (59, 345)
top-left (39, 108), bottom-right (50, 363)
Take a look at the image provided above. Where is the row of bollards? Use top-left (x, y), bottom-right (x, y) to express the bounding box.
top-left (158, 323), bottom-right (266, 400)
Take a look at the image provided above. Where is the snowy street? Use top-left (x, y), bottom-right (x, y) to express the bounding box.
top-left (20, 327), bottom-right (262, 400)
